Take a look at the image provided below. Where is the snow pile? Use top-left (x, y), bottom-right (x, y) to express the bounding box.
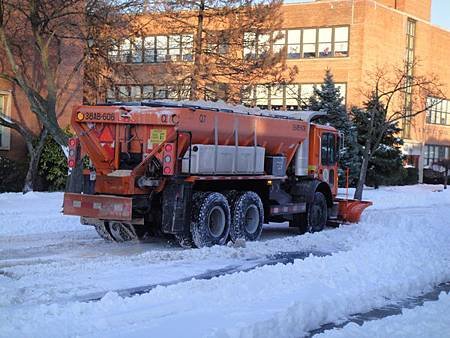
top-left (143, 99), bottom-right (312, 120)
top-left (316, 292), bottom-right (450, 338)
top-left (338, 184), bottom-right (449, 210)
top-left (1, 185), bottom-right (449, 337)
top-left (0, 192), bottom-right (80, 236)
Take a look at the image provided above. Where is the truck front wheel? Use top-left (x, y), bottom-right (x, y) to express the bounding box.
top-left (190, 192), bottom-right (230, 248)
top-left (305, 192), bottom-right (328, 233)
top-left (292, 192), bottom-right (328, 234)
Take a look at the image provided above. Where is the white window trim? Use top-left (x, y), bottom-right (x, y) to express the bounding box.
top-left (0, 90), bottom-right (12, 151)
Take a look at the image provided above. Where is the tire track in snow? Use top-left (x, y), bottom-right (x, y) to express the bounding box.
top-left (307, 281), bottom-right (450, 337)
top-left (76, 250), bottom-right (331, 303)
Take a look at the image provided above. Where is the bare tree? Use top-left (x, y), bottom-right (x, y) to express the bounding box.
top-left (0, 0), bottom-right (145, 191)
top-left (142, 0), bottom-right (296, 102)
top-left (353, 61), bottom-right (444, 200)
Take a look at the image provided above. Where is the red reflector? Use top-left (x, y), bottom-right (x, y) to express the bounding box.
top-left (68, 159), bottom-right (75, 168)
top-left (99, 127), bottom-right (114, 143)
top-left (69, 138), bottom-right (77, 147)
top-left (163, 167), bottom-right (172, 174)
top-left (164, 143), bottom-right (173, 152)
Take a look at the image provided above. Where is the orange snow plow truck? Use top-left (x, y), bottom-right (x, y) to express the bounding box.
top-left (63, 101), bottom-right (371, 248)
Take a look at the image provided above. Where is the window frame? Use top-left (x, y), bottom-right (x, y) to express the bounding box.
top-left (242, 83), bottom-right (347, 110)
top-left (111, 33), bottom-right (194, 64)
top-left (270, 25), bottom-right (350, 60)
top-left (109, 84), bottom-right (192, 102)
top-left (426, 97), bottom-right (450, 126)
top-left (424, 144), bottom-right (450, 167)
top-left (0, 91), bottom-right (11, 150)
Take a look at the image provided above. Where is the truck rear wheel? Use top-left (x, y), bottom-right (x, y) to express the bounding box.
top-left (94, 223), bottom-right (114, 241)
top-left (190, 192), bottom-right (230, 248)
top-left (228, 191), bottom-right (264, 242)
top-left (105, 222), bottom-right (144, 242)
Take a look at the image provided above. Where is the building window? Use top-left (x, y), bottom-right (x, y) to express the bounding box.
top-left (270, 85), bottom-right (284, 110)
top-left (242, 83), bottom-right (347, 110)
top-left (318, 28), bottom-right (333, 57)
top-left (424, 144), bottom-right (450, 167)
top-left (243, 32), bottom-right (272, 59)
top-left (334, 27), bottom-right (349, 57)
top-left (0, 93), bottom-right (11, 150)
top-left (273, 30), bottom-right (287, 55)
top-left (156, 36), bottom-right (168, 62)
top-left (255, 85), bottom-right (269, 109)
top-left (119, 39), bottom-right (132, 63)
top-left (110, 34), bottom-right (194, 64)
top-left (206, 31), bottom-right (230, 55)
top-left (286, 30), bottom-right (301, 59)
top-left (303, 29), bottom-right (317, 58)
top-left (205, 83), bottom-right (229, 101)
top-left (107, 84), bottom-right (191, 102)
top-left (426, 97), bottom-right (450, 126)
top-left (278, 26), bottom-right (349, 60)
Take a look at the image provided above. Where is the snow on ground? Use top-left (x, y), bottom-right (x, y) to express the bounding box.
top-left (316, 291), bottom-right (450, 338)
top-left (0, 185), bottom-right (449, 337)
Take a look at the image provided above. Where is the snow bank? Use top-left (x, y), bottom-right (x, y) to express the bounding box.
top-left (0, 192), bottom-right (81, 236)
top-left (1, 185), bottom-right (449, 338)
top-left (338, 184), bottom-right (450, 210)
top-left (316, 292), bottom-right (450, 338)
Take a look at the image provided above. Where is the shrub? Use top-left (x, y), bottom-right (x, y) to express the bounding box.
top-left (0, 156), bottom-right (27, 192)
top-left (38, 133), bottom-right (69, 191)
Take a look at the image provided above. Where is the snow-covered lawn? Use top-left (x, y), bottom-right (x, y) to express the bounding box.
top-left (0, 185), bottom-right (449, 337)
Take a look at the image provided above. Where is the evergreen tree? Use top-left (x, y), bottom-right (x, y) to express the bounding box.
top-left (352, 97), bottom-right (406, 189)
top-left (309, 69), bottom-right (361, 187)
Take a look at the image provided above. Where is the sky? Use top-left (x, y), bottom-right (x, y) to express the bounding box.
top-left (283, 0), bottom-right (450, 30)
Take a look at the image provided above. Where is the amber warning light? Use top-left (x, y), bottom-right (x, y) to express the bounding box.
top-left (68, 138), bottom-right (79, 168)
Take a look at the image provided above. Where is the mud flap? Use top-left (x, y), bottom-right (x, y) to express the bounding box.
top-left (63, 193), bottom-right (132, 221)
top-left (161, 181), bottom-right (193, 234)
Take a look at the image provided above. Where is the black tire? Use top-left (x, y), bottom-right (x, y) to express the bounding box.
top-left (190, 192), bottom-right (230, 248)
top-left (300, 191), bottom-right (328, 232)
top-left (175, 233), bottom-right (195, 248)
top-left (105, 222), bottom-right (145, 242)
top-left (94, 223), bottom-right (114, 241)
top-left (228, 191), bottom-right (264, 242)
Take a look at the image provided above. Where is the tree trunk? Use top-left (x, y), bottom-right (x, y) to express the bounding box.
top-left (23, 152), bottom-right (40, 193)
top-left (354, 141), bottom-right (371, 200)
top-left (190, 0), bottom-right (205, 101)
top-left (22, 129), bottom-right (48, 193)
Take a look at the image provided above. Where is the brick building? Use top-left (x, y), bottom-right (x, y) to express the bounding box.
top-left (1, 0), bottom-right (449, 182)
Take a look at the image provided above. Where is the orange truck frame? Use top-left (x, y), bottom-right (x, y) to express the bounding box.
top-left (63, 101), bottom-right (371, 248)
